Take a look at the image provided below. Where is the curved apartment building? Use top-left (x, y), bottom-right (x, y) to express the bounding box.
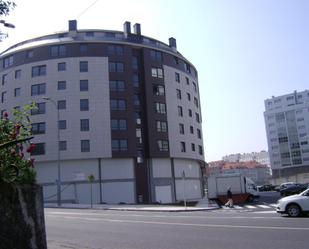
top-left (0, 20), bottom-right (205, 204)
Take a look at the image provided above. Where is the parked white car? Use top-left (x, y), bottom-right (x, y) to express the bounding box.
top-left (276, 188), bottom-right (309, 217)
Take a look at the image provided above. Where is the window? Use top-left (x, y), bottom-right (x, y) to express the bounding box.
top-left (57, 100), bottom-right (66, 110)
top-left (31, 102), bottom-right (46, 115)
top-left (1, 91), bottom-right (6, 103)
top-left (153, 85), bottom-right (165, 96)
top-left (107, 45), bottom-right (124, 56)
top-left (58, 62), bottom-right (66, 71)
top-left (32, 65), bottom-right (46, 77)
top-left (133, 73), bottom-right (139, 88)
top-left (110, 80), bottom-right (125, 91)
top-left (2, 74), bottom-right (7, 85)
top-left (176, 89), bottom-right (182, 99)
top-left (58, 120), bottom-right (66, 130)
top-left (26, 50), bottom-right (34, 58)
top-left (186, 77), bottom-right (189, 85)
top-left (86, 32), bottom-right (94, 37)
top-left (111, 119), bottom-right (127, 130)
top-left (175, 72), bottom-right (180, 83)
top-left (187, 93), bottom-right (191, 101)
top-left (14, 88), bottom-right (21, 97)
top-left (184, 62), bottom-right (191, 73)
top-left (194, 97), bottom-right (199, 108)
top-left (57, 81), bottom-right (66, 90)
top-left (133, 94), bottom-right (140, 106)
top-left (111, 99), bottom-right (126, 111)
top-left (31, 122), bottom-right (46, 134)
top-left (198, 145), bottom-right (203, 155)
top-left (15, 70), bottom-right (21, 79)
top-left (30, 143), bottom-right (45, 155)
top-left (192, 82), bottom-right (197, 92)
top-left (80, 44), bottom-right (88, 53)
top-left (191, 143), bottom-right (196, 151)
top-left (132, 56), bottom-right (138, 69)
top-left (181, 142), bottom-right (186, 152)
top-left (178, 106), bottom-right (183, 117)
top-left (135, 112), bottom-right (141, 125)
top-left (286, 96), bottom-right (294, 101)
top-left (50, 45), bottom-right (66, 56)
top-left (150, 50), bottom-right (162, 61)
top-left (179, 123), bottom-right (185, 134)
top-left (157, 140), bottom-right (169, 152)
top-left (156, 121), bottom-right (167, 132)
top-left (80, 99), bottom-right (89, 111)
top-left (109, 62), bottom-right (124, 73)
top-left (31, 83), bottom-right (46, 96)
top-left (81, 140), bottom-right (90, 152)
top-left (59, 141), bottom-right (67, 151)
top-left (80, 119), bottom-right (90, 131)
top-left (190, 126), bottom-right (194, 134)
top-left (80, 61), bottom-right (88, 72)
top-left (3, 55), bottom-right (14, 68)
top-left (173, 56), bottom-right (179, 65)
top-left (195, 113), bottom-right (200, 123)
top-left (112, 139), bottom-right (128, 151)
top-left (80, 80), bottom-right (89, 91)
top-left (155, 102), bottom-right (166, 114)
top-left (197, 128), bottom-right (202, 139)
top-left (188, 109), bottom-right (192, 117)
top-left (151, 67), bottom-right (163, 78)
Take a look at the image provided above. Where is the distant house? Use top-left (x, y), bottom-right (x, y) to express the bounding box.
top-left (208, 160), bottom-right (271, 185)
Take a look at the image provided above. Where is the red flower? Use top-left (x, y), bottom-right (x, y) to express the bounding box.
top-left (26, 144), bottom-right (36, 153)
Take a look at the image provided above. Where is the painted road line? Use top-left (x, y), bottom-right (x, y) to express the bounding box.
top-left (244, 205), bottom-right (257, 209)
top-left (46, 214), bottom-right (309, 231)
top-left (233, 205), bottom-right (243, 209)
top-left (257, 205), bottom-right (272, 209)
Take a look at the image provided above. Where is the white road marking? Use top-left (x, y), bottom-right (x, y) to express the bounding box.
top-left (257, 205), bottom-right (272, 209)
top-left (244, 205), bottom-right (257, 209)
top-left (252, 211), bottom-right (277, 214)
top-left (233, 205), bottom-right (243, 209)
top-left (46, 214), bottom-right (309, 231)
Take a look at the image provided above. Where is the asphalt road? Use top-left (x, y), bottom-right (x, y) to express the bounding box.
top-left (45, 207), bottom-right (309, 249)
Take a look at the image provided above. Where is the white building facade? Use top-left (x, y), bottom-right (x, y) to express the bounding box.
top-left (264, 90), bottom-right (309, 184)
top-left (0, 20), bottom-right (205, 204)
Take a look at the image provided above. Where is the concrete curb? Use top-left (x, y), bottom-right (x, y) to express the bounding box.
top-left (44, 204), bottom-right (220, 212)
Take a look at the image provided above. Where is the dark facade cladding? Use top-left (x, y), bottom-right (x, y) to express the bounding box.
top-left (0, 21), bottom-right (204, 203)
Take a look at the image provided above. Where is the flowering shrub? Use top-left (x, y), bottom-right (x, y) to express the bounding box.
top-left (0, 103), bottom-right (37, 184)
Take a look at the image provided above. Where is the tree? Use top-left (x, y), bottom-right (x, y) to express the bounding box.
top-left (0, 0), bottom-right (16, 16)
top-left (0, 1), bottom-right (16, 40)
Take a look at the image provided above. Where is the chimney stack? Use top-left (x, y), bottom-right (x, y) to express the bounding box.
top-left (123, 21), bottom-right (131, 37)
top-left (69, 20), bottom-right (77, 31)
top-left (68, 20), bottom-right (77, 37)
top-left (169, 37), bottom-right (177, 51)
top-left (133, 23), bottom-right (141, 35)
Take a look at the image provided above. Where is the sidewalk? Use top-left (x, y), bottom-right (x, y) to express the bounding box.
top-left (44, 198), bottom-right (219, 212)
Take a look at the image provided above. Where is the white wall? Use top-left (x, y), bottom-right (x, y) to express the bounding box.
top-left (151, 158), bottom-right (172, 178)
top-left (163, 65), bottom-right (204, 161)
top-left (36, 158), bottom-right (135, 204)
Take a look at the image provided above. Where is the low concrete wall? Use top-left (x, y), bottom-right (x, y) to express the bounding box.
top-left (0, 183), bottom-right (47, 249)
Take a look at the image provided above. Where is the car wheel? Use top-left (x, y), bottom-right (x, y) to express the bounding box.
top-left (286, 204), bottom-right (301, 217)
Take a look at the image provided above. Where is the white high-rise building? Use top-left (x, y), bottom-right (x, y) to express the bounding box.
top-left (264, 90), bottom-right (309, 184)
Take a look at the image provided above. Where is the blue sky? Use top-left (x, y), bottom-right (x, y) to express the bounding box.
top-left (1, 0), bottom-right (308, 161)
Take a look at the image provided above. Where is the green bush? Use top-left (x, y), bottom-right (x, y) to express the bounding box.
top-left (0, 103), bottom-right (37, 184)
